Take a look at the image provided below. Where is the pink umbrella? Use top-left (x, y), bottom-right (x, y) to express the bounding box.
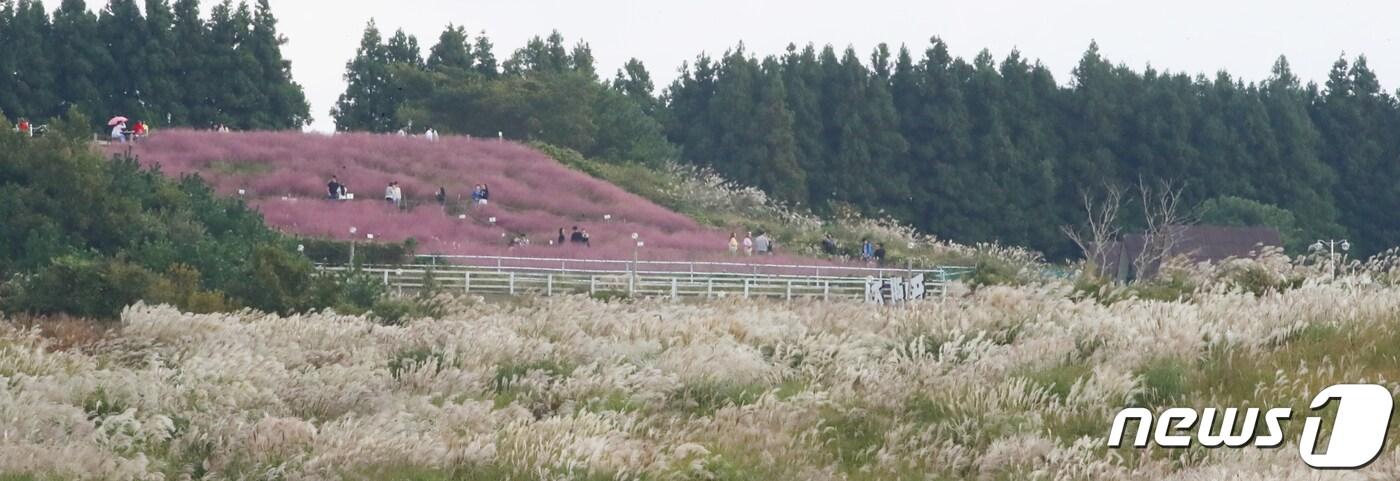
top-left (107, 116), bottom-right (129, 126)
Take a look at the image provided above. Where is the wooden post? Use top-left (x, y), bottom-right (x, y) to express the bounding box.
top-left (785, 280), bottom-right (792, 300)
top-left (464, 271), bottom-right (471, 293)
top-left (743, 279), bottom-right (750, 299)
top-left (707, 279), bottom-right (714, 299)
top-left (671, 278), bottom-right (678, 301)
top-left (589, 276), bottom-right (596, 296)
top-left (824, 281), bottom-right (830, 301)
top-left (509, 272), bottom-right (516, 295)
top-left (547, 274), bottom-right (554, 296)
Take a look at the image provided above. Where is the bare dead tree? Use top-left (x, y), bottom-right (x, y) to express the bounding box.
top-left (1061, 184), bottom-right (1125, 279)
top-left (1132, 178), bottom-right (1197, 280)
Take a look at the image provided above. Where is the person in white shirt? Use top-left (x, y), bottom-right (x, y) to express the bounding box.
top-left (742, 233), bottom-right (754, 256)
top-left (111, 122), bottom-right (126, 143)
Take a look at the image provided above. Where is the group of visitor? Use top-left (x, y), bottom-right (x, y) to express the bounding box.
top-left (470, 184), bottom-right (491, 204)
top-left (861, 238), bottom-right (887, 265)
top-left (727, 231), bottom-right (776, 256)
top-left (562, 226), bottom-right (592, 247)
top-left (384, 181), bottom-right (404, 207)
top-left (327, 176), bottom-right (350, 200)
top-left (108, 117), bottom-right (150, 143)
top-left (14, 118), bottom-right (35, 137)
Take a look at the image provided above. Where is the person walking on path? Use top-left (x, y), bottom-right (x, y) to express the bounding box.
top-left (728, 233), bottom-right (739, 255)
top-left (743, 232), bottom-right (754, 256)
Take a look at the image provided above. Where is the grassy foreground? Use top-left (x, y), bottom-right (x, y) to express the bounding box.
top-left (4, 263), bottom-right (1400, 480)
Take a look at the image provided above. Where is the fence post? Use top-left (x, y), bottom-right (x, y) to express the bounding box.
top-left (671, 278), bottom-right (678, 301)
top-left (496, 258), bottom-right (502, 272)
top-left (628, 272), bottom-right (636, 296)
top-left (547, 274), bottom-right (554, 296)
top-left (382, 270), bottom-right (389, 285)
top-left (509, 272), bottom-right (516, 295)
top-left (744, 279), bottom-right (750, 299)
top-left (464, 271), bottom-right (471, 293)
top-left (824, 281), bottom-right (830, 301)
top-left (589, 276), bottom-right (596, 296)
top-left (707, 279), bottom-right (713, 299)
top-left (785, 280), bottom-right (792, 301)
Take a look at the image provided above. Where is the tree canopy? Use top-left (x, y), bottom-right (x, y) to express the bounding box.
top-left (332, 27), bottom-right (1400, 258)
top-left (0, 0), bottom-right (309, 129)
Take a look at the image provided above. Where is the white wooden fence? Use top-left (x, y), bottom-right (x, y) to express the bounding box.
top-left (322, 256), bottom-right (971, 302)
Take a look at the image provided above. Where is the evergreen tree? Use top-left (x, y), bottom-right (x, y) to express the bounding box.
top-left (612, 58), bottom-right (657, 116)
top-left (171, 0), bottom-right (213, 125)
top-left (0, 0), bottom-right (16, 117)
top-left (249, 0), bottom-right (309, 128)
top-left (570, 40), bottom-right (596, 80)
top-left (332, 21), bottom-right (398, 132)
top-left (472, 32), bottom-right (497, 77)
top-left (98, 0), bottom-right (150, 121)
top-left (780, 44), bottom-right (826, 207)
top-left (385, 28), bottom-right (423, 67)
top-left (10, 0), bottom-right (59, 119)
top-left (49, 0), bottom-right (104, 119)
top-left (142, 0), bottom-right (180, 124)
top-left (426, 24), bottom-right (473, 73)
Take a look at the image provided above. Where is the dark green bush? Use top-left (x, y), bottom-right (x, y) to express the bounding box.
top-left (0, 110), bottom-right (390, 318)
top-left (300, 238), bottom-right (417, 266)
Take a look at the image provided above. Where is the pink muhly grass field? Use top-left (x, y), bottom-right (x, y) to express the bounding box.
top-left (107, 130), bottom-right (851, 269)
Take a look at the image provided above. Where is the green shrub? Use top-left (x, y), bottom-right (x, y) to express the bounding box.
top-left (301, 238), bottom-right (417, 266)
top-left (1134, 359), bottom-right (1188, 407)
top-left (967, 256), bottom-right (1020, 289)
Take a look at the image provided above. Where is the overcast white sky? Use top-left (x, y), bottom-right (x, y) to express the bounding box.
top-left (258, 0), bottom-right (1399, 131)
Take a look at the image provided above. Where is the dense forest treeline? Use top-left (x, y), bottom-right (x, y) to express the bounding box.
top-left (0, 0), bottom-right (308, 129)
top-left (336, 23), bottom-right (1400, 257)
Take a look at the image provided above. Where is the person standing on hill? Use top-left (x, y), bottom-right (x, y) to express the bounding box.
top-left (558, 228), bottom-right (567, 246)
top-left (133, 121), bottom-right (148, 140)
top-left (743, 232), bottom-right (754, 256)
top-left (111, 122), bottom-right (126, 143)
top-left (728, 233), bottom-right (739, 255)
top-left (874, 243), bottom-right (887, 266)
top-left (821, 234), bottom-right (838, 255)
top-left (862, 239), bottom-right (874, 262)
top-left (755, 232), bottom-right (771, 255)
top-left (17, 118), bottom-right (31, 137)
top-left (481, 184), bottom-right (491, 202)
top-left (385, 182), bottom-right (396, 205)
top-left (435, 187), bottom-right (447, 205)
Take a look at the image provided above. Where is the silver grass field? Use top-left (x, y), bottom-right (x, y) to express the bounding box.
top-left (4, 253), bottom-right (1400, 480)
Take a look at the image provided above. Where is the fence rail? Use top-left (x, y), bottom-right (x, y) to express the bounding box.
top-left (412, 254), bottom-right (965, 279)
top-left (324, 257), bottom-right (971, 302)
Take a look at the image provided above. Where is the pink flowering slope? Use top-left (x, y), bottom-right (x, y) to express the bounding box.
top-left (110, 130), bottom-right (852, 270)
